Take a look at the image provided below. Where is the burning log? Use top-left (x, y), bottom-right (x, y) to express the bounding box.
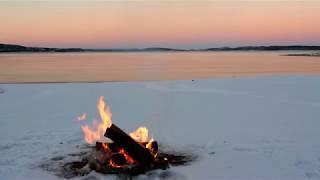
top-left (96, 141), bottom-right (157, 154)
top-left (104, 124), bottom-right (156, 166)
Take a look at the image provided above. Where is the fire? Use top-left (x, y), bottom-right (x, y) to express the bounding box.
top-left (80, 96), bottom-right (112, 144)
top-left (119, 149), bottom-right (135, 164)
top-left (79, 96), bottom-right (153, 145)
top-left (146, 138), bottom-right (155, 149)
top-left (79, 96), bottom-right (158, 168)
top-left (130, 126), bottom-right (149, 142)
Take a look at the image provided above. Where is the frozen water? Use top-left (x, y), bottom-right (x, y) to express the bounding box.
top-left (1, 75), bottom-right (320, 179)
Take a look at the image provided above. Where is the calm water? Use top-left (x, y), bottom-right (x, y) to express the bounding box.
top-left (0, 51), bottom-right (319, 83)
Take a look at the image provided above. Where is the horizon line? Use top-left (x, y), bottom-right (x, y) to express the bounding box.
top-left (2, 43), bottom-right (320, 50)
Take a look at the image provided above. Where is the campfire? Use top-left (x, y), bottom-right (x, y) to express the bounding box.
top-left (78, 96), bottom-right (169, 175)
top-left (42, 96), bottom-right (195, 178)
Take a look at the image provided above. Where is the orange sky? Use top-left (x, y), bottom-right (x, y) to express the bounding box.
top-left (0, 1), bottom-right (319, 48)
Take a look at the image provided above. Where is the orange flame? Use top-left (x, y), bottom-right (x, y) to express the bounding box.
top-left (80, 96), bottom-right (112, 144)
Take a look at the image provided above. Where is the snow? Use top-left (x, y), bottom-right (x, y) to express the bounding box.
top-left (1, 75), bottom-right (320, 179)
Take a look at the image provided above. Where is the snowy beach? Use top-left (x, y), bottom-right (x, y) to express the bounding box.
top-left (1, 75), bottom-right (320, 179)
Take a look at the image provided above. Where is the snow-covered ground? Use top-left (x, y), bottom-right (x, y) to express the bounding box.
top-left (1, 76), bottom-right (320, 180)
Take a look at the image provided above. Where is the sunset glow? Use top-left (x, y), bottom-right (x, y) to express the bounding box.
top-left (0, 1), bottom-right (319, 48)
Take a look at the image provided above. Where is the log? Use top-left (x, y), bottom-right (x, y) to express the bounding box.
top-left (96, 141), bottom-right (159, 155)
top-left (104, 124), bottom-right (155, 166)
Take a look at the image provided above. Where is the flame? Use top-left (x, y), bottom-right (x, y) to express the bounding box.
top-left (79, 96), bottom-right (159, 167)
top-left (129, 126), bottom-right (149, 142)
top-left (80, 96), bottom-right (112, 144)
top-left (146, 138), bottom-right (154, 149)
top-left (146, 138), bottom-right (158, 157)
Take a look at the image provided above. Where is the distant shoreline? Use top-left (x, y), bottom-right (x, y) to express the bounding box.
top-left (1, 43), bottom-right (320, 53)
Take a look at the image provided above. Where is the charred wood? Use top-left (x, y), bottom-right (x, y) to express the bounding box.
top-left (104, 124), bottom-right (155, 166)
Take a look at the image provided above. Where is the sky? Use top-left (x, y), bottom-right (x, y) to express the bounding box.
top-left (0, 0), bottom-right (320, 49)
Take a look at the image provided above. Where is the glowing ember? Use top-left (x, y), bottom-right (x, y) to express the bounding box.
top-left (80, 96), bottom-right (112, 144)
top-left (119, 149), bottom-right (135, 164)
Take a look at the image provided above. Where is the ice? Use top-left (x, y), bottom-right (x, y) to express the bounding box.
top-left (1, 75), bottom-right (320, 179)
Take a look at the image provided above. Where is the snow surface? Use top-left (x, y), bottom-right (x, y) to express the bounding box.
top-left (1, 76), bottom-right (320, 179)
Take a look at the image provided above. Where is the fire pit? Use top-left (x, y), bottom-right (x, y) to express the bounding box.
top-left (55, 145), bottom-right (195, 179)
top-left (88, 129), bottom-right (169, 176)
top-left (42, 96), bottom-right (196, 178)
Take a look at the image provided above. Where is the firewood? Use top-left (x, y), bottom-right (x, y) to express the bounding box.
top-left (96, 141), bottom-right (159, 155)
top-left (104, 124), bottom-right (155, 166)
